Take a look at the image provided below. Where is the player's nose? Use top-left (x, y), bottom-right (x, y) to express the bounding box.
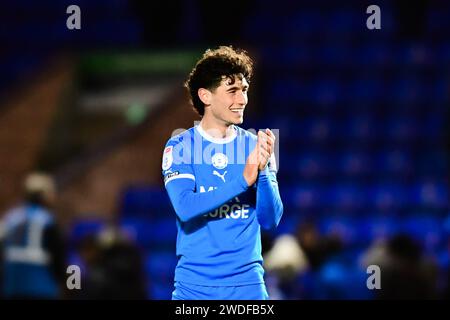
top-left (235, 90), bottom-right (247, 106)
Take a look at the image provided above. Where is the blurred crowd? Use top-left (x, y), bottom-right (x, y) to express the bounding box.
top-left (1, 172), bottom-right (449, 300)
top-left (0, 172), bottom-right (147, 300)
top-left (263, 218), bottom-right (450, 299)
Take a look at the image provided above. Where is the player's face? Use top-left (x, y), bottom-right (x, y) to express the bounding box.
top-left (209, 75), bottom-right (249, 125)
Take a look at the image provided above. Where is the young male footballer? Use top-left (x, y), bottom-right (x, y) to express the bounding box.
top-left (162, 46), bottom-right (283, 300)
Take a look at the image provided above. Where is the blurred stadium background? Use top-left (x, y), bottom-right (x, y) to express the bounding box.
top-left (0, 0), bottom-right (448, 299)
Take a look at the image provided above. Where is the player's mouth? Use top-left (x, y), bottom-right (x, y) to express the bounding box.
top-left (230, 108), bottom-right (244, 115)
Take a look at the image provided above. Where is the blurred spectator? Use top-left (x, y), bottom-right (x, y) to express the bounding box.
top-left (264, 233), bottom-right (309, 299)
top-left (297, 221), bottom-right (372, 300)
top-left (264, 234), bottom-right (309, 281)
top-left (362, 234), bottom-right (439, 299)
top-left (263, 220), bottom-right (348, 299)
top-left (296, 221), bottom-right (343, 271)
top-left (0, 173), bottom-right (66, 299)
top-left (72, 226), bottom-right (148, 300)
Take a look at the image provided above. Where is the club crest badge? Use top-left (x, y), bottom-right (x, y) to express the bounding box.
top-left (211, 153), bottom-right (228, 170)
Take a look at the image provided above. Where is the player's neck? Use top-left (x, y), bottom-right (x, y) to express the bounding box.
top-left (199, 118), bottom-right (235, 139)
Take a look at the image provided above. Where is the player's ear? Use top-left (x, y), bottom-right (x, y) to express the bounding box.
top-left (198, 88), bottom-right (212, 106)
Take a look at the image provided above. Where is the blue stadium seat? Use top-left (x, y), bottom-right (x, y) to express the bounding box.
top-left (120, 187), bottom-right (173, 218)
top-left (327, 184), bottom-right (366, 210)
top-left (337, 151), bottom-right (372, 177)
top-left (309, 78), bottom-right (341, 108)
top-left (297, 152), bottom-right (330, 178)
top-left (386, 116), bottom-right (419, 142)
top-left (318, 216), bottom-right (358, 246)
top-left (340, 114), bottom-right (378, 141)
top-left (120, 216), bottom-right (176, 249)
top-left (400, 215), bottom-right (443, 252)
top-left (390, 78), bottom-right (426, 105)
top-left (145, 251), bottom-right (176, 280)
top-left (428, 75), bottom-right (449, 104)
top-left (426, 9), bottom-right (450, 34)
top-left (369, 183), bottom-right (408, 210)
top-left (327, 10), bottom-right (361, 35)
top-left (304, 117), bottom-right (332, 142)
top-left (149, 281), bottom-right (174, 300)
top-left (410, 181), bottom-right (448, 209)
top-left (268, 79), bottom-right (305, 107)
top-left (375, 150), bottom-right (413, 176)
top-left (417, 151), bottom-right (448, 177)
top-left (356, 215), bottom-right (399, 246)
top-left (145, 251), bottom-right (177, 299)
top-left (396, 44), bottom-right (434, 68)
top-left (438, 43), bottom-right (450, 64)
top-left (69, 219), bottom-right (105, 246)
top-left (120, 217), bottom-right (155, 248)
top-left (423, 110), bottom-right (447, 139)
top-left (346, 78), bottom-right (383, 104)
top-left (355, 42), bottom-right (392, 68)
top-left (282, 11), bottom-right (325, 42)
top-left (293, 183), bottom-right (322, 210)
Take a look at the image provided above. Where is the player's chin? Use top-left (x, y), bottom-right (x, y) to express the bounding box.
top-left (230, 117), bottom-right (244, 125)
top-left (229, 114), bottom-right (244, 125)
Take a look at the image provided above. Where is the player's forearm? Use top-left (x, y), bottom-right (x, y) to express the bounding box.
top-left (166, 175), bottom-right (249, 223)
top-left (256, 172), bottom-right (283, 230)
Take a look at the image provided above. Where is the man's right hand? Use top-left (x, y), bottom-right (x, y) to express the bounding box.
top-left (243, 130), bottom-right (273, 186)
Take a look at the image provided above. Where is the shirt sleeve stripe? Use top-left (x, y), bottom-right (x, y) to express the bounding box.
top-left (164, 173), bottom-right (195, 186)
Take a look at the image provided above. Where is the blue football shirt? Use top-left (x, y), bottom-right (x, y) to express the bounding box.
top-left (162, 125), bottom-right (283, 286)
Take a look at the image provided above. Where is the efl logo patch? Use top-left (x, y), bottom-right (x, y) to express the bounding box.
top-left (162, 146), bottom-right (173, 170)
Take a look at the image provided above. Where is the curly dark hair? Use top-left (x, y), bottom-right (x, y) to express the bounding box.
top-left (184, 46), bottom-right (254, 116)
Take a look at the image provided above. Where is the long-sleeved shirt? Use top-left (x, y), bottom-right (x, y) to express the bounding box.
top-left (162, 125), bottom-right (283, 286)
